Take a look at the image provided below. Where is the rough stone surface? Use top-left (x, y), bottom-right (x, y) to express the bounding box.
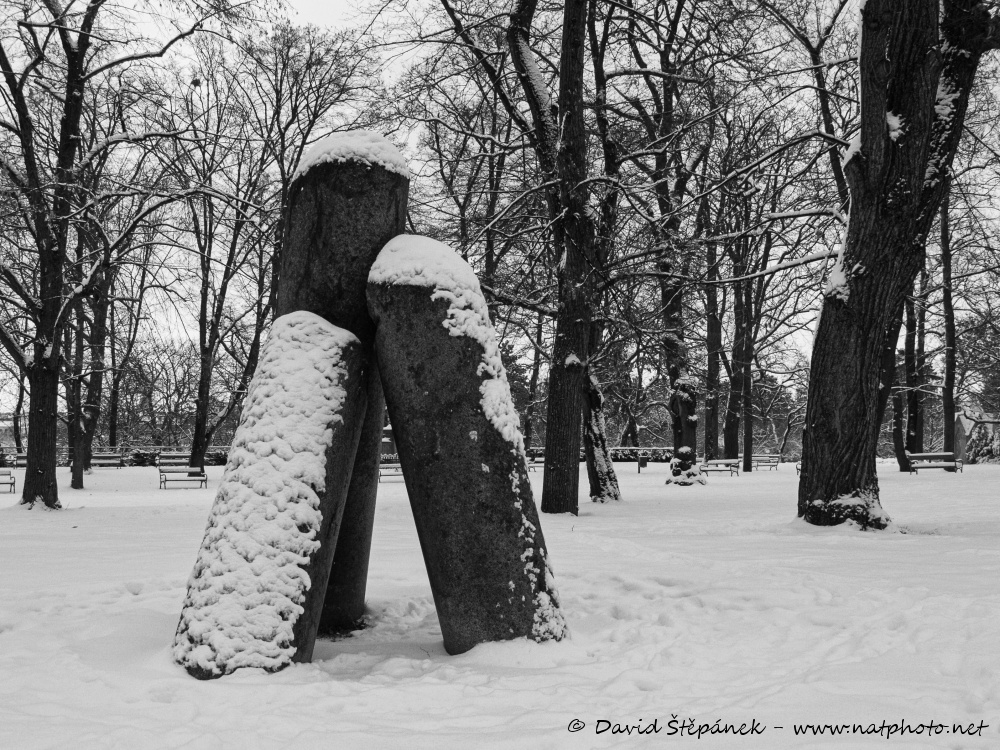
top-left (368, 244), bottom-right (566, 654)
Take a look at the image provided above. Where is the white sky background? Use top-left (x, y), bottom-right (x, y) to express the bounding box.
top-left (285, 0), bottom-right (356, 28)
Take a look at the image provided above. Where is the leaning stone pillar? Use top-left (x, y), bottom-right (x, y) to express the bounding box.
top-left (277, 132), bottom-right (409, 633)
top-left (173, 312), bottom-right (367, 678)
top-left (367, 235), bottom-right (567, 654)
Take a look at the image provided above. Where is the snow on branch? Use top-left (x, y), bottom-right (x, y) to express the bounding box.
top-left (75, 130), bottom-right (190, 170)
top-left (82, 22), bottom-right (205, 82)
top-left (605, 68), bottom-right (709, 85)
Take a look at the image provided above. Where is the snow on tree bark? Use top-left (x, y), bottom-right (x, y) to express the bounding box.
top-left (173, 312), bottom-right (367, 678)
top-left (799, 0), bottom-right (999, 528)
top-left (277, 132), bottom-right (409, 631)
top-left (368, 235), bottom-right (567, 654)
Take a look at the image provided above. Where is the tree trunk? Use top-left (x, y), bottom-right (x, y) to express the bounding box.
top-left (892, 388), bottom-right (910, 471)
top-left (540, 0), bottom-right (596, 516)
top-left (583, 370), bottom-right (621, 503)
top-left (522, 312), bottom-right (545, 451)
top-left (81, 277), bottom-right (112, 474)
top-left (916, 269), bottom-right (927, 451)
top-left (13, 374), bottom-right (25, 452)
top-left (108, 299), bottom-right (119, 448)
top-left (68, 306), bottom-right (85, 489)
top-left (876, 307), bottom-right (905, 424)
top-left (21, 365), bottom-right (61, 509)
top-left (704, 247), bottom-right (721, 461)
top-left (904, 294), bottom-right (919, 453)
top-left (724, 281), bottom-right (747, 459)
top-left (941, 178), bottom-right (957, 461)
top-left (740, 338), bottom-right (754, 474)
top-left (798, 0), bottom-right (995, 528)
top-left (189, 357), bottom-right (213, 468)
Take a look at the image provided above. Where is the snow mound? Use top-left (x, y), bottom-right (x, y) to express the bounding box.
top-left (293, 130), bottom-right (409, 181)
top-left (369, 234), bottom-right (525, 458)
top-left (173, 311), bottom-right (359, 678)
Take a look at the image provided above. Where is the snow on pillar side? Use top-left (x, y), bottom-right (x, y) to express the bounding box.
top-left (277, 131), bottom-right (409, 633)
top-left (367, 235), bottom-right (567, 655)
top-left (173, 312), bottom-right (367, 679)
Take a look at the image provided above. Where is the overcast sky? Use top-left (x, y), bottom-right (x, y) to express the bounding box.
top-left (285, 0), bottom-right (356, 28)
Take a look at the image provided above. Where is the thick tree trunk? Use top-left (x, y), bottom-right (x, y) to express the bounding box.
top-left (798, 0), bottom-right (994, 528)
top-left (21, 365), bottom-right (60, 509)
top-left (540, 0), bottom-right (595, 515)
top-left (941, 179), bottom-right (957, 460)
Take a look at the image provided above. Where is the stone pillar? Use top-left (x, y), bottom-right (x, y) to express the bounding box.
top-left (173, 312), bottom-right (367, 678)
top-left (277, 132), bottom-right (409, 633)
top-left (367, 235), bottom-right (567, 654)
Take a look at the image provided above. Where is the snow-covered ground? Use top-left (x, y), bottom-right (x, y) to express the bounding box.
top-left (1, 462), bottom-right (997, 749)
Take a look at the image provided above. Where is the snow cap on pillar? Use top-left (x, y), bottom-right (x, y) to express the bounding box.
top-left (294, 130), bottom-right (410, 183)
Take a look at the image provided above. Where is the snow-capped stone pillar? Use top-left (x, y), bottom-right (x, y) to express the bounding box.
top-left (277, 131), bottom-right (409, 632)
top-left (173, 312), bottom-right (368, 678)
top-left (367, 235), bottom-right (567, 654)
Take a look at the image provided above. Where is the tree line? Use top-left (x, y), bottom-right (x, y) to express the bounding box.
top-left (2, 0), bottom-right (999, 524)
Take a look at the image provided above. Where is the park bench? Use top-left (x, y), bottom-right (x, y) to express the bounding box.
top-left (700, 458), bottom-right (740, 476)
top-left (159, 466), bottom-right (208, 489)
top-left (378, 454), bottom-right (403, 481)
top-left (906, 451), bottom-right (963, 474)
top-left (0, 468), bottom-right (14, 493)
top-left (751, 454), bottom-right (780, 470)
top-left (89, 452), bottom-right (124, 468)
top-left (156, 453), bottom-right (207, 489)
